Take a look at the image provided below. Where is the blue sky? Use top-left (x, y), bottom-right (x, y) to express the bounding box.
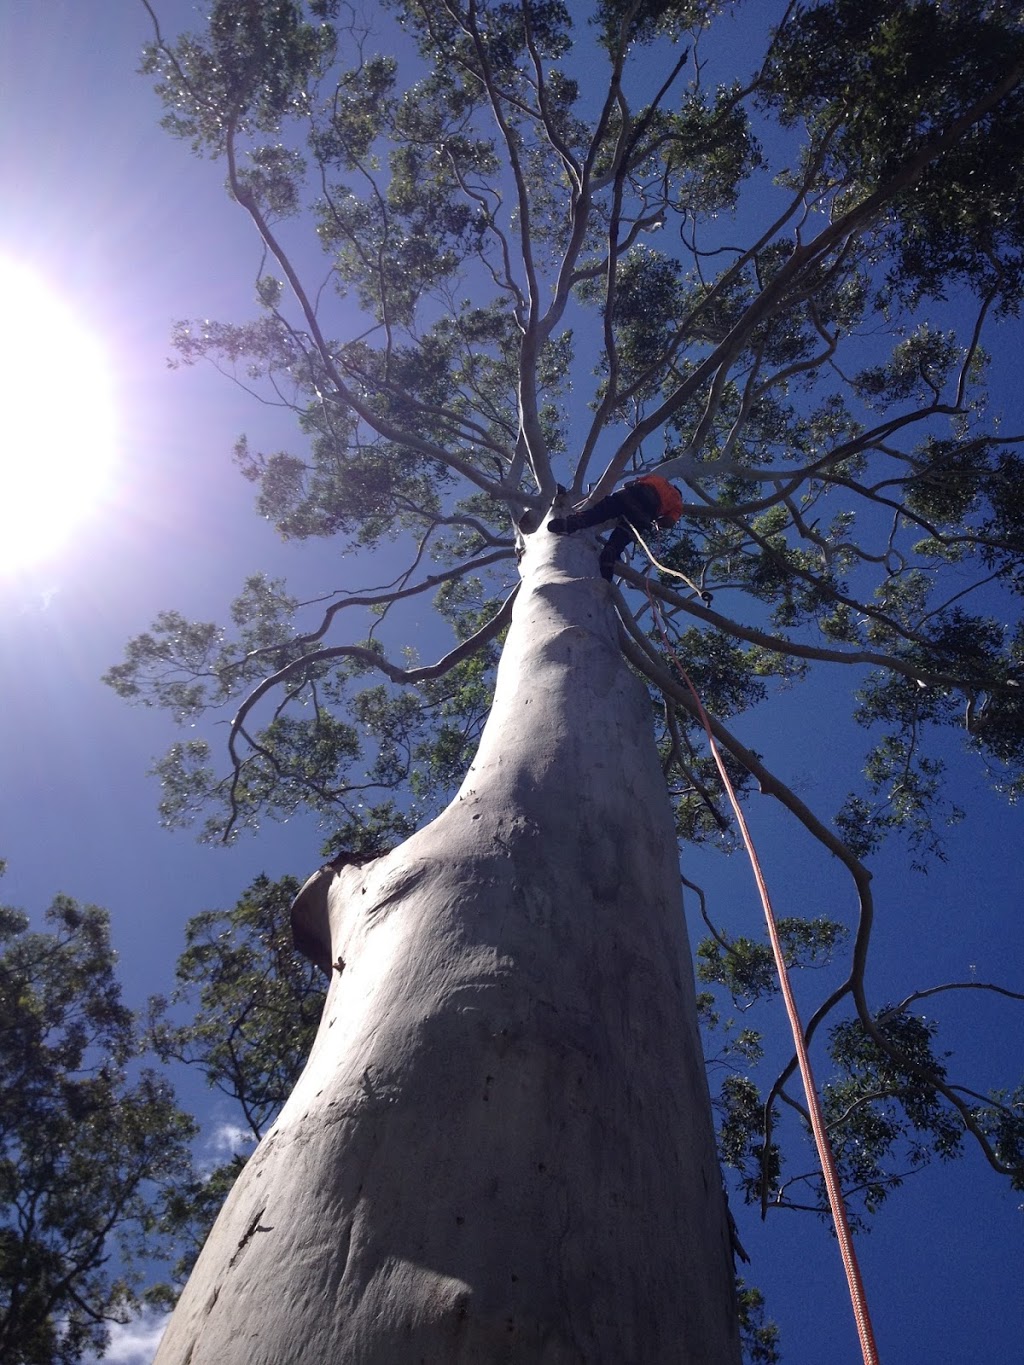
top-left (1, 3), bottom-right (1022, 1362)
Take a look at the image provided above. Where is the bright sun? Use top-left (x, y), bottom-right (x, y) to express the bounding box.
top-left (0, 255), bottom-right (117, 576)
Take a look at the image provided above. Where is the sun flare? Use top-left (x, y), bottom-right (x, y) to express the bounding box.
top-left (0, 255), bottom-right (117, 576)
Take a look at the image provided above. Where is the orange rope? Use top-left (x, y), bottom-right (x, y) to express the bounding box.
top-left (644, 581), bottom-right (880, 1365)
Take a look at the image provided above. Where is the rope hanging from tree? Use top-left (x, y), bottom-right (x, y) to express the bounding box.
top-left (640, 564), bottom-right (881, 1365)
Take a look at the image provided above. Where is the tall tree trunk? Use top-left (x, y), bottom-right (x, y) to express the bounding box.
top-left (155, 526), bottom-right (741, 1364)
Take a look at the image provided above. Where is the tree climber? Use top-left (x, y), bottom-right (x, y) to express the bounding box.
top-left (547, 473), bottom-right (684, 579)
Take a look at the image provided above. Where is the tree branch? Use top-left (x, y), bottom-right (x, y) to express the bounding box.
top-left (222, 583), bottom-right (520, 839)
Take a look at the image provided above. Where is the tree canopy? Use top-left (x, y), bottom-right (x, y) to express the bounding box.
top-left (0, 872), bottom-right (194, 1365)
top-left (116, 0), bottom-right (1024, 1281)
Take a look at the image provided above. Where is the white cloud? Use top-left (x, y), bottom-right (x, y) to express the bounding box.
top-left (208, 1121), bottom-right (257, 1159)
top-left (88, 1308), bottom-right (169, 1365)
top-left (193, 1120), bottom-right (258, 1180)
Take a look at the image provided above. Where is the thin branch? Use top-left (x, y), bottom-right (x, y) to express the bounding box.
top-left (223, 584), bottom-right (520, 839)
top-left (597, 60), bottom-right (1024, 493)
top-left (236, 548), bottom-right (515, 675)
top-left (617, 561), bottom-right (1017, 695)
top-left (878, 980), bottom-right (1024, 1021)
top-left (224, 124), bottom-right (531, 506)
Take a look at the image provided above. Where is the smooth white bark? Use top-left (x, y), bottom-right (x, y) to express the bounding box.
top-left (155, 525), bottom-right (741, 1364)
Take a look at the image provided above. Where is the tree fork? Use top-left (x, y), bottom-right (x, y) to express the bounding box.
top-left (154, 520), bottom-right (741, 1364)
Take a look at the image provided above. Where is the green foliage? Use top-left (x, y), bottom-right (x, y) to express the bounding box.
top-left (593, 0), bottom-right (715, 49)
top-left (761, 0), bottom-right (1024, 303)
top-left (104, 549), bottom-right (518, 842)
top-left (151, 874), bottom-right (326, 1140)
top-left (150, 874), bottom-right (327, 1280)
top-left (153, 1156), bottom-right (248, 1301)
top-left (126, 0), bottom-right (1024, 855)
top-left (0, 889), bottom-right (194, 1363)
top-left (736, 1280), bottom-right (782, 1365)
top-left (140, 0), bottom-right (338, 153)
top-left (698, 917), bottom-right (849, 1004)
top-left (698, 908), bottom-right (1024, 1228)
top-left (820, 1010), bottom-right (964, 1219)
top-left (974, 1085), bottom-right (1024, 1190)
top-left (717, 1073), bottom-right (780, 1205)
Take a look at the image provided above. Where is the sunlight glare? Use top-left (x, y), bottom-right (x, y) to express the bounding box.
top-left (0, 255), bottom-right (117, 575)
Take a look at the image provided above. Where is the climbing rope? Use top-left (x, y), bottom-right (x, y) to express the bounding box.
top-left (640, 568), bottom-right (881, 1365)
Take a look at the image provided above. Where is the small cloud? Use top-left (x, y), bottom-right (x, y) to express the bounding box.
top-left (11, 580), bottom-right (60, 614)
top-left (208, 1122), bottom-right (257, 1159)
top-left (89, 1308), bottom-right (170, 1364)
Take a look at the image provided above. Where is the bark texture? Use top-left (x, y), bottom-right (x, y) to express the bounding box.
top-left (154, 525), bottom-right (741, 1364)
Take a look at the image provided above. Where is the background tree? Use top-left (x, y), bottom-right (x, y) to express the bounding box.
top-left (0, 866), bottom-right (195, 1365)
top-left (151, 873), bottom-right (325, 1284)
top-left (115, 0), bottom-right (1024, 1359)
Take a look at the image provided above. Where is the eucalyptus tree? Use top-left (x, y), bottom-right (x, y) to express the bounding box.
top-left (119, 0), bottom-right (1024, 1359)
